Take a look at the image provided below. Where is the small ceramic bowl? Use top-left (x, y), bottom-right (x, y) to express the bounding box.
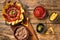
top-left (14, 25), bottom-right (29, 40)
top-left (36, 23), bottom-right (46, 33)
top-left (33, 6), bottom-right (46, 19)
top-left (49, 12), bottom-right (58, 22)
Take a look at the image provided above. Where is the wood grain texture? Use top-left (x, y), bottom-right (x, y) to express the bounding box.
top-left (0, 0), bottom-right (60, 40)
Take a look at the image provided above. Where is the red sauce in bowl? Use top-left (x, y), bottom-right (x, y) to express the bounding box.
top-left (34, 6), bottom-right (46, 19)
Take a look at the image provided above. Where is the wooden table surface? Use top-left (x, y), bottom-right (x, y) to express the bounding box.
top-left (0, 0), bottom-right (60, 40)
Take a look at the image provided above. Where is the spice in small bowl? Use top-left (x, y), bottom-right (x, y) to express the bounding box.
top-left (14, 25), bottom-right (29, 40)
top-left (50, 12), bottom-right (58, 21)
top-left (36, 23), bottom-right (46, 33)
